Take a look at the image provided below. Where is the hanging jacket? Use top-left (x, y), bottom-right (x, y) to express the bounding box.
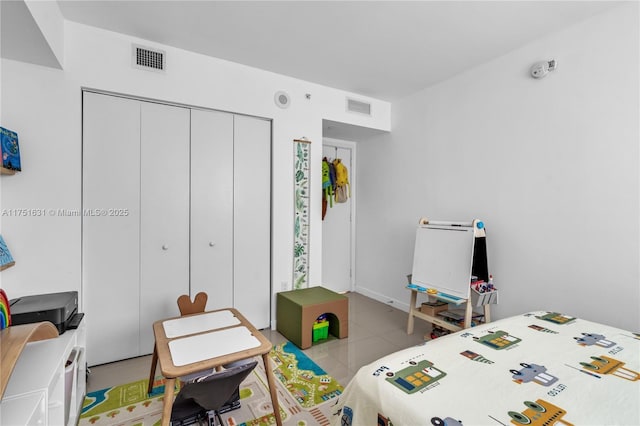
top-left (333, 158), bottom-right (350, 203)
top-left (322, 157), bottom-right (334, 208)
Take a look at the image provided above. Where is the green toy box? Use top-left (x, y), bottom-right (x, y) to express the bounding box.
top-left (312, 321), bottom-right (329, 342)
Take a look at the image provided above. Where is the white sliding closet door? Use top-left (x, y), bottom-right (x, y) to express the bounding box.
top-left (233, 115), bottom-right (271, 329)
top-left (139, 102), bottom-right (190, 354)
top-left (83, 92), bottom-right (141, 366)
top-left (84, 92), bottom-right (272, 365)
top-left (190, 109), bottom-right (234, 309)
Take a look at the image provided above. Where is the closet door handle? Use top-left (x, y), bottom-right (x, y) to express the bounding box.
top-left (209, 242), bottom-right (216, 247)
top-left (162, 245), bottom-right (169, 251)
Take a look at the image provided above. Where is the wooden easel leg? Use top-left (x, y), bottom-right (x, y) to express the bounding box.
top-left (407, 290), bottom-right (417, 334)
top-left (483, 304), bottom-right (492, 324)
top-left (463, 299), bottom-right (473, 329)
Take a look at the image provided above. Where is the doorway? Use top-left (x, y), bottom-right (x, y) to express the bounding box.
top-left (322, 139), bottom-right (356, 293)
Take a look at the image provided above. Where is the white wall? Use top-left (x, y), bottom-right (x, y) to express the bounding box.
top-left (0, 20), bottom-right (390, 327)
top-left (24, 0), bottom-right (65, 67)
top-left (355, 4), bottom-right (639, 331)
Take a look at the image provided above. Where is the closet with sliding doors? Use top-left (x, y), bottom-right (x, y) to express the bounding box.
top-left (82, 91), bottom-right (271, 366)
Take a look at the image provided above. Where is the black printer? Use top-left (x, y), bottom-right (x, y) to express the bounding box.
top-left (9, 291), bottom-right (82, 334)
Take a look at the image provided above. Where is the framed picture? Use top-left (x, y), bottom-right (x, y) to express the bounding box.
top-left (1, 126), bottom-right (21, 172)
top-left (0, 235), bottom-right (16, 270)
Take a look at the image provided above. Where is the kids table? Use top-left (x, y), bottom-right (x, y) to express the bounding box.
top-left (148, 308), bottom-right (283, 426)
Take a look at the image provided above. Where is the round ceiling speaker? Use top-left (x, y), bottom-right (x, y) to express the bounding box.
top-left (274, 91), bottom-right (291, 109)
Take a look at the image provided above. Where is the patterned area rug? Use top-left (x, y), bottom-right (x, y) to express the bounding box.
top-left (79, 342), bottom-right (343, 425)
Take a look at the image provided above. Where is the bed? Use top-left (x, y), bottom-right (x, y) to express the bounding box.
top-left (331, 311), bottom-right (640, 426)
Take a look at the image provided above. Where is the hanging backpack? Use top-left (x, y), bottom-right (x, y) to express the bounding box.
top-left (328, 159), bottom-right (337, 197)
top-left (333, 158), bottom-right (350, 203)
top-left (322, 158), bottom-right (333, 210)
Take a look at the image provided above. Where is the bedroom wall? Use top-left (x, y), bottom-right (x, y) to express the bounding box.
top-left (355, 3), bottom-right (639, 331)
top-left (0, 20), bottom-right (390, 326)
top-left (23, 0), bottom-right (65, 68)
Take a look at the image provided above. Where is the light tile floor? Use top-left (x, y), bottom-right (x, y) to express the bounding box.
top-left (86, 292), bottom-right (432, 392)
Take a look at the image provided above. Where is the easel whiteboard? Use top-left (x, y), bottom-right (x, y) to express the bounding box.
top-left (411, 224), bottom-right (475, 299)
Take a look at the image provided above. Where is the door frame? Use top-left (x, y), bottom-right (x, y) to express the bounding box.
top-left (322, 137), bottom-right (357, 293)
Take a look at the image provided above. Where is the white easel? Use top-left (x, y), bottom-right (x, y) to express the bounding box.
top-left (406, 218), bottom-right (496, 335)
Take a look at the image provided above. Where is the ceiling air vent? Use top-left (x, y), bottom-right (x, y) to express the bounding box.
top-left (132, 44), bottom-right (166, 72)
top-left (346, 98), bottom-right (372, 116)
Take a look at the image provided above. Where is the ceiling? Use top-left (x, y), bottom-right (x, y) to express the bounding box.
top-left (55, 1), bottom-right (620, 102)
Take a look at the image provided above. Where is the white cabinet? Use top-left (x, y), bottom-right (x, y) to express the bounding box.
top-left (0, 322), bottom-right (87, 426)
top-left (190, 109), bottom-right (234, 309)
top-left (83, 92), bottom-right (272, 365)
top-left (83, 93), bottom-right (141, 364)
top-left (83, 93), bottom-right (190, 366)
top-left (139, 101), bottom-right (191, 355)
top-left (190, 111), bottom-right (272, 329)
top-left (233, 115), bottom-right (271, 329)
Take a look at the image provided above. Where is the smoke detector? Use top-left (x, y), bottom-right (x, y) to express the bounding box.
top-left (274, 91), bottom-right (291, 109)
top-left (530, 59), bottom-right (557, 79)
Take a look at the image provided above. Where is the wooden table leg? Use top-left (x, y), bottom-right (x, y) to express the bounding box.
top-left (147, 343), bottom-right (158, 395)
top-left (262, 352), bottom-right (283, 426)
top-left (161, 377), bottom-right (175, 426)
top-left (407, 289), bottom-right (417, 334)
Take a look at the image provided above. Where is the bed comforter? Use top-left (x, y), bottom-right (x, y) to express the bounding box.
top-left (330, 311), bottom-right (639, 426)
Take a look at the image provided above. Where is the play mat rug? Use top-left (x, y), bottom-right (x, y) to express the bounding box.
top-left (79, 341), bottom-right (343, 425)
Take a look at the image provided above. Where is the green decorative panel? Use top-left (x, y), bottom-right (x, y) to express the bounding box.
top-left (293, 139), bottom-right (311, 289)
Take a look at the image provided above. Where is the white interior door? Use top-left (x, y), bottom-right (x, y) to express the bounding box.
top-left (233, 115), bottom-right (271, 329)
top-left (139, 101), bottom-right (190, 354)
top-left (322, 143), bottom-right (354, 293)
top-left (83, 92), bottom-right (141, 366)
top-left (190, 109), bottom-right (234, 309)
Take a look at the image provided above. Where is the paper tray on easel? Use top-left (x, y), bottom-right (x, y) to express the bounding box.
top-left (470, 288), bottom-right (499, 307)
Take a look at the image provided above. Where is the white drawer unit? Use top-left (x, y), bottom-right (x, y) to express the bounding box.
top-left (0, 320), bottom-right (86, 426)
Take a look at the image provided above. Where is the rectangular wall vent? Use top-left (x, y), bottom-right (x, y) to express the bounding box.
top-left (346, 98), bottom-right (372, 116)
top-left (132, 44), bottom-right (166, 72)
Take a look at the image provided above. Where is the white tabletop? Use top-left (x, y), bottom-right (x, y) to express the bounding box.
top-left (162, 310), bottom-right (240, 338)
top-left (168, 326), bottom-right (261, 366)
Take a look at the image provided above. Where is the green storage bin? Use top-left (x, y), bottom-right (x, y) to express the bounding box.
top-left (312, 321), bottom-right (329, 342)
